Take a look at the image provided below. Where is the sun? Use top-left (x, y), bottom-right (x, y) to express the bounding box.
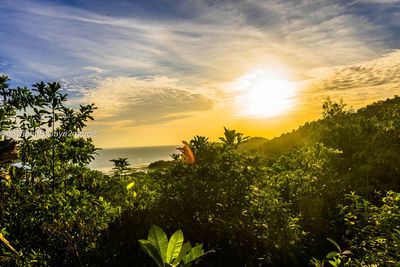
top-left (236, 70), bottom-right (296, 118)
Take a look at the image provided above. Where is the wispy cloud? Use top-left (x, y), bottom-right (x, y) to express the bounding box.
top-left (83, 66), bottom-right (108, 73)
top-left (84, 76), bottom-right (214, 127)
top-left (307, 50), bottom-right (400, 92)
top-left (294, 50), bottom-right (400, 115)
top-left (1, 0), bottom-right (395, 84)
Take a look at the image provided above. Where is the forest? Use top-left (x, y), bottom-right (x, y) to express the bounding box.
top-left (0, 75), bottom-right (399, 266)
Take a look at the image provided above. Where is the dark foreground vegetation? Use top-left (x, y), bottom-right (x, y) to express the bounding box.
top-left (0, 75), bottom-right (400, 266)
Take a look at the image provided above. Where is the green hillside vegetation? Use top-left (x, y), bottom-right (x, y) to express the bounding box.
top-left (259, 124), bottom-right (310, 155)
top-left (237, 136), bottom-right (268, 152)
top-left (243, 95), bottom-right (400, 158)
top-left (0, 75), bottom-right (400, 266)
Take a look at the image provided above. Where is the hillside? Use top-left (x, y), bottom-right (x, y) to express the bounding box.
top-left (357, 95), bottom-right (400, 118)
top-left (240, 96), bottom-right (400, 156)
top-left (237, 136), bottom-right (268, 152)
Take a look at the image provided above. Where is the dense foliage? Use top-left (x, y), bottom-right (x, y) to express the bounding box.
top-left (0, 75), bottom-right (399, 266)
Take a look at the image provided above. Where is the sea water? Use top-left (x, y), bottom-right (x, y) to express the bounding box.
top-left (88, 145), bottom-right (178, 173)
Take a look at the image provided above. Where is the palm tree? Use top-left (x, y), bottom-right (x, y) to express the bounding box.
top-left (219, 127), bottom-right (249, 149)
top-left (110, 157), bottom-right (131, 177)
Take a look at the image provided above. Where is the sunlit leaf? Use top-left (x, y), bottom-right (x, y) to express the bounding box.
top-left (166, 230), bottom-right (184, 263)
top-left (126, 181), bottom-right (135, 190)
top-left (148, 225), bottom-right (168, 265)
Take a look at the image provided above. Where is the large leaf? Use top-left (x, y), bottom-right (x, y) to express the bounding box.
top-left (166, 230), bottom-right (184, 264)
top-left (327, 238), bottom-right (341, 253)
top-left (148, 225), bottom-right (169, 265)
top-left (326, 251), bottom-right (339, 259)
top-left (185, 244), bottom-right (214, 265)
top-left (182, 244), bottom-right (209, 265)
top-left (172, 241), bottom-right (192, 266)
top-left (138, 240), bottom-right (163, 267)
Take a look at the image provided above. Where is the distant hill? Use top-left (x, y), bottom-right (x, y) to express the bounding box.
top-left (237, 137), bottom-right (268, 152)
top-left (240, 95), bottom-right (400, 156)
top-left (258, 123), bottom-right (313, 155)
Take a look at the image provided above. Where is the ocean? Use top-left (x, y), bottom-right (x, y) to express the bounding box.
top-left (88, 145), bottom-right (179, 173)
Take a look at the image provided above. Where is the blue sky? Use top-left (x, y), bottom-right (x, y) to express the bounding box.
top-left (1, 0), bottom-right (399, 147)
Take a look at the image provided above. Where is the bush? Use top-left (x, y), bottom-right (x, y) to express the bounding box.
top-left (339, 191), bottom-right (400, 265)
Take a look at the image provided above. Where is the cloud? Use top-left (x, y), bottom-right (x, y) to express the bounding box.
top-left (83, 66), bottom-right (108, 73)
top-left (307, 50), bottom-right (400, 92)
top-left (357, 0), bottom-right (400, 3)
top-left (83, 76), bottom-right (214, 127)
top-left (0, 0), bottom-right (397, 86)
top-left (291, 50), bottom-right (400, 116)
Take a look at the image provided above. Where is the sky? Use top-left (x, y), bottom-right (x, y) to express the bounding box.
top-left (0, 0), bottom-right (399, 148)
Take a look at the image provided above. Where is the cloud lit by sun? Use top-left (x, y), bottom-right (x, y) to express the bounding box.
top-left (234, 70), bottom-right (297, 118)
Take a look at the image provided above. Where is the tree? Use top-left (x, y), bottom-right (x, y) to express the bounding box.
top-left (188, 135), bottom-right (219, 163)
top-left (321, 97), bottom-right (348, 118)
top-left (0, 78), bottom-right (97, 186)
top-left (110, 158), bottom-right (131, 177)
top-left (219, 127), bottom-right (249, 149)
top-left (0, 76), bottom-right (16, 133)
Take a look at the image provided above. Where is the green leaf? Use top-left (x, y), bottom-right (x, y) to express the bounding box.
top-left (173, 241), bottom-right (192, 266)
top-left (328, 259), bottom-right (340, 267)
top-left (166, 230), bottom-right (184, 264)
top-left (327, 238), bottom-right (341, 253)
top-left (182, 244), bottom-right (213, 265)
top-left (138, 240), bottom-right (163, 267)
top-left (326, 251), bottom-right (339, 259)
top-left (148, 225), bottom-right (169, 265)
top-left (342, 250), bottom-right (352, 255)
top-left (126, 181), bottom-right (135, 190)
